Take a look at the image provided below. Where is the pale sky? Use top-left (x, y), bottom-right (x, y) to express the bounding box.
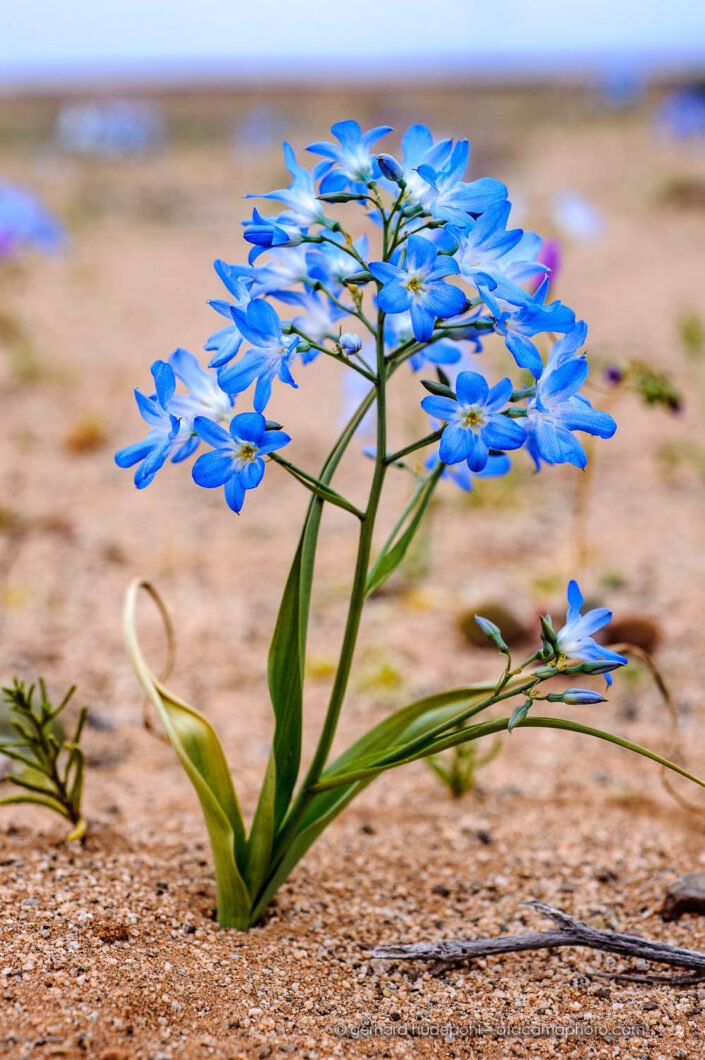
top-left (2, 0), bottom-right (704, 85)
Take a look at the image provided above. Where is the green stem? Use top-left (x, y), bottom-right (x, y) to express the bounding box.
top-left (271, 310), bottom-right (389, 859)
top-left (269, 453), bottom-right (365, 519)
top-left (384, 430), bottom-right (443, 466)
top-left (290, 327), bottom-right (377, 382)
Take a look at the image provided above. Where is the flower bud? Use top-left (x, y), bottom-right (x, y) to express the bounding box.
top-left (562, 688), bottom-right (608, 705)
top-left (376, 153), bottom-right (404, 184)
top-left (339, 332), bottom-right (362, 356)
top-left (421, 378), bottom-right (456, 399)
top-left (579, 660), bottom-right (623, 675)
top-left (475, 616), bottom-right (509, 656)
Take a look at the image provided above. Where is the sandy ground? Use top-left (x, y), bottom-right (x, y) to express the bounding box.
top-left (2, 85), bottom-right (705, 1057)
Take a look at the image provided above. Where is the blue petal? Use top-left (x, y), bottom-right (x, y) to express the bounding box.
top-left (410, 302), bottom-right (435, 341)
top-left (481, 415), bottom-right (526, 451)
top-left (192, 450), bottom-right (233, 488)
top-left (258, 430), bottom-right (291, 455)
top-left (240, 457), bottom-right (265, 489)
top-left (377, 282), bottom-right (411, 314)
top-left (465, 431), bottom-right (490, 472)
top-left (421, 395), bottom-right (459, 421)
top-left (424, 283), bottom-right (466, 318)
top-left (230, 412), bottom-right (266, 445)
top-left (224, 475), bottom-right (246, 513)
top-left (455, 371), bottom-right (488, 405)
top-left (439, 424), bottom-right (471, 464)
top-left (193, 416), bottom-right (233, 449)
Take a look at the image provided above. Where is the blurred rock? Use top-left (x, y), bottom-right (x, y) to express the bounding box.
top-left (598, 615), bottom-right (661, 654)
top-left (660, 872), bottom-right (705, 921)
top-left (458, 602), bottom-right (528, 649)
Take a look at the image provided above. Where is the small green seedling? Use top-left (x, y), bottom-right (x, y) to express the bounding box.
top-left (0, 679), bottom-right (87, 841)
top-left (427, 734), bottom-right (502, 797)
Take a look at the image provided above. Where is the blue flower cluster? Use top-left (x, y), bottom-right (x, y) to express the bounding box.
top-left (117, 120), bottom-right (617, 512)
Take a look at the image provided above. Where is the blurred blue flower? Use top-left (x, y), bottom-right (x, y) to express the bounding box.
top-left (192, 412), bottom-right (290, 514)
top-left (426, 451), bottom-right (510, 491)
top-left (217, 299), bottom-right (300, 411)
top-left (369, 234), bottom-right (467, 341)
top-left (53, 100), bottom-right (166, 158)
top-left (656, 87), bottom-right (705, 142)
top-left (421, 370), bottom-right (525, 471)
top-left (552, 192), bottom-right (605, 243)
top-left (0, 183), bottom-right (63, 259)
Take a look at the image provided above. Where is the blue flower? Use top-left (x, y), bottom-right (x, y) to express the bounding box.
top-left (307, 119), bottom-right (392, 193)
top-left (217, 299), bottom-right (300, 411)
top-left (426, 451), bottom-right (511, 491)
top-left (414, 141), bottom-right (507, 228)
top-left (114, 361), bottom-right (191, 488)
top-left (421, 370), bottom-right (526, 472)
top-left (192, 412), bottom-right (290, 514)
top-left (395, 124), bottom-right (454, 205)
top-left (247, 142), bottom-right (325, 228)
top-left (287, 290), bottom-right (347, 356)
top-left (482, 277), bottom-right (576, 378)
top-left (657, 87), bottom-right (705, 141)
top-left (0, 183), bottom-right (63, 259)
top-left (526, 336), bottom-right (616, 469)
top-left (243, 207), bottom-right (305, 264)
top-left (307, 234), bottom-right (368, 290)
top-left (250, 246), bottom-right (312, 299)
top-left (556, 580), bottom-right (627, 684)
top-left (369, 234), bottom-right (467, 342)
top-left (167, 348), bottom-right (233, 424)
top-left (205, 259), bottom-right (254, 368)
top-left (452, 201), bottom-right (546, 292)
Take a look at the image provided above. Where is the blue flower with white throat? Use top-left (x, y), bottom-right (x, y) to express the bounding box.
top-left (421, 370), bottom-right (526, 472)
top-left (192, 412), bottom-right (290, 514)
top-left (369, 234), bottom-right (467, 342)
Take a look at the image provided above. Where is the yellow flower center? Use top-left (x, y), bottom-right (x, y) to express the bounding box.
top-left (462, 408), bottom-right (485, 429)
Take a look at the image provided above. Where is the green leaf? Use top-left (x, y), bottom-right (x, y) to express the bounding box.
top-left (245, 753), bottom-right (277, 896)
top-left (267, 384), bottom-right (379, 831)
top-left (365, 470), bottom-right (441, 596)
top-left (267, 532), bottom-right (307, 827)
top-left (124, 581), bottom-right (251, 930)
top-left (317, 713), bottom-right (705, 793)
top-left (0, 791), bottom-right (71, 818)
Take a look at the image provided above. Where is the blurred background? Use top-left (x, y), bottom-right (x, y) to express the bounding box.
top-left (2, 0), bottom-right (705, 813)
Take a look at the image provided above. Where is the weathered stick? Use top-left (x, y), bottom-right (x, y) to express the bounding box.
top-left (369, 902), bottom-right (705, 982)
